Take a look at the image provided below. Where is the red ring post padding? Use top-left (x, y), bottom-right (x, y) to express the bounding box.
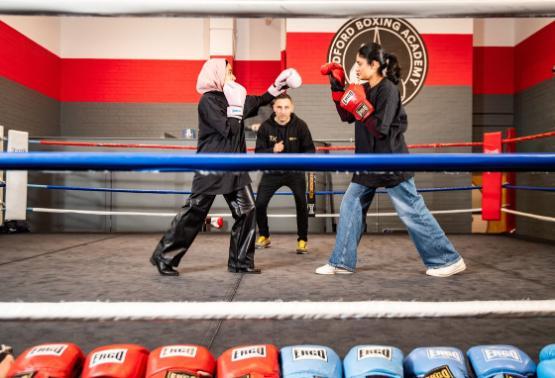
top-left (482, 132), bottom-right (503, 221)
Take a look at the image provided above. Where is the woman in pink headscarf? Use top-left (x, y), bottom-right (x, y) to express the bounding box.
top-left (150, 58), bottom-right (302, 276)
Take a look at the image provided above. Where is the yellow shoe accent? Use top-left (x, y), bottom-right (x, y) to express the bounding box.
top-left (296, 240), bottom-right (308, 254)
top-left (256, 236), bottom-right (271, 249)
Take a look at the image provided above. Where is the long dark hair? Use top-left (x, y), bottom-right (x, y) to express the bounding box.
top-left (358, 43), bottom-right (401, 85)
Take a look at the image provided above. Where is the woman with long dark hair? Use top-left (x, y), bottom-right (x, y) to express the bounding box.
top-left (317, 43), bottom-right (465, 277)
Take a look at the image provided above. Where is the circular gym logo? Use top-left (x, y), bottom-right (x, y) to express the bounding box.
top-left (327, 18), bottom-right (428, 105)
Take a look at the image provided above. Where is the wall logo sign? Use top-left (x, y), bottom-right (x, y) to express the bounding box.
top-left (327, 18), bottom-right (428, 104)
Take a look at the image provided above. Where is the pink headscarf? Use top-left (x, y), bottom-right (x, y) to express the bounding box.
top-left (196, 58), bottom-right (227, 94)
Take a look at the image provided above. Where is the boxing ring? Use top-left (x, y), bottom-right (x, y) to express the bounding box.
top-left (1, 0), bottom-right (555, 374)
top-left (1, 128), bottom-right (555, 358)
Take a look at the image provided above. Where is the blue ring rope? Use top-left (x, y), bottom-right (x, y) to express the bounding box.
top-left (0, 153), bottom-right (554, 171)
top-left (503, 184), bottom-right (555, 192)
top-left (23, 183), bottom-right (555, 194)
top-left (27, 184), bottom-right (483, 195)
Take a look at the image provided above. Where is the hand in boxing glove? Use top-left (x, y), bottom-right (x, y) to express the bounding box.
top-left (217, 345), bottom-right (279, 378)
top-left (146, 345), bottom-right (216, 378)
top-left (7, 343), bottom-right (84, 378)
top-left (344, 345), bottom-right (403, 378)
top-left (280, 345), bottom-right (342, 378)
top-left (339, 84), bottom-right (374, 122)
top-left (467, 345), bottom-right (535, 378)
top-left (404, 347), bottom-right (469, 378)
top-left (224, 82), bottom-right (247, 120)
top-left (320, 63), bottom-right (346, 102)
top-left (268, 68), bottom-right (302, 96)
top-left (82, 344), bottom-right (149, 378)
top-left (538, 344), bottom-right (555, 378)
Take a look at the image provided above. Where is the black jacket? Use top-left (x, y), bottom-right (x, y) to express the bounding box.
top-left (191, 90), bottom-right (274, 195)
top-left (255, 113), bottom-right (315, 154)
top-left (335, 79), bottom-right (413, 188)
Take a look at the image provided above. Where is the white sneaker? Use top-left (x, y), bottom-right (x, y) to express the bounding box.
top-left (426, 259), bottom-right (466, 277)
top-left (315, 264), bottom-right (354, 275)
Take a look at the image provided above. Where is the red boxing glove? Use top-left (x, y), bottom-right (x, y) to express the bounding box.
top-left (8, 343), bottom-right (84, 378)
top-left (320, 63), bottom-right (346, 102)
top-left (82, 344), bottom-right (149, 378)
top-left (217, 345), bottom-right (279, 378)
top-left (339, 84), bottom-right (375, 121)
top-left (146, 345), bottom-right (216, 378)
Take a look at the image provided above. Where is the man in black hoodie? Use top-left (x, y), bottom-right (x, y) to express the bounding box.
top-left (254, 94), bottom-right (316, 253)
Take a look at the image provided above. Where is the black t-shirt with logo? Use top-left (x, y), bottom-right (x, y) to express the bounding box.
top-left (335, 78), bottom-right (414, 188)
top-left (255, 113), bottom-right (315, 154)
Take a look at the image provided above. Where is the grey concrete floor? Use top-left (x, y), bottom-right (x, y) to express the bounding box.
top-left (0, 233), bottom-right (553, 361)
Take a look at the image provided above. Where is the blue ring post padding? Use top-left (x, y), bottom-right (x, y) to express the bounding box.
top-left (1, 153), bottom-right (554, 172)
top-left (503, 184), bottom-right (555, 192)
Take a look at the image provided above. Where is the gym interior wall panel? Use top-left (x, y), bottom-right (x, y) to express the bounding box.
top-left (0, 77), bottom-right (60, 137)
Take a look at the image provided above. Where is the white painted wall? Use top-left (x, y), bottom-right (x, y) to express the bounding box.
top-left (474, 18), bottom-right (554, 46)
top-left (285, 18), bottom-right (346, 33)
top-left (3, 16), bottom-right (552, 59)
top-left (208, 18), bottom-right (234, 57)
top-left (236, 18), bottom-right (281, 60)
top-left (514, 18), bottom-right (553, 44)
top-left (0, 15), bottom-right (60, 55)
top-left (286, 18), bottom-right (473, 34)
top-left (60, 17), bottom-right (209, 59)
top-left (474, 19), bottom-right (516, 46)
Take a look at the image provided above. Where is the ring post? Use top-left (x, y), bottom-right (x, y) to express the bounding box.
top-left (482, 132), bottom-right (503, 221)
top-left (5, 130), bottom-right (29, 222)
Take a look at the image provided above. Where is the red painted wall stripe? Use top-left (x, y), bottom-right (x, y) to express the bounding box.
top-left (286, 32), bottom-right (473, 86)
top-left (515, 21), bottom-right (555, 93)
top-left (61, 59), bottom-right (280, 102)
top-left (233, 60), bottom-right (282, 95)
top-left (286, 33), bottom-right (335, 85)
top-left (0, 21), bottom-right (60, 100)
top-left (61, 59), bottom-right (205, 103)
top-left (474, 22), bottom-right (554, 95)
top-left (422, 34), bottom-right (473, 86)
top-left (473, 47), bottom-right (514, 95)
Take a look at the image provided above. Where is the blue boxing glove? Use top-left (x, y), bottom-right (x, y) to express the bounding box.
top-left (538, 344), bottom-right (555, 378)
top-left (538, 360), bottom-right (555, 378)
top-left (344, 345), bottom-right (403, 378)
top-left (280, 345), bottom-right (342, 378)
top-left (467, 345), bottom-right (535, 378)
top-left (404, 347), bottom-right (469, 378)
top-left (539, 344), bottom-right (555, 361)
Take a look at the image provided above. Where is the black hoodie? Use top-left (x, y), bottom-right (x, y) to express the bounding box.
top-left (255, 113), bottom-right (315, 154)
top-left (335, 79), bottom-right (413, 188)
